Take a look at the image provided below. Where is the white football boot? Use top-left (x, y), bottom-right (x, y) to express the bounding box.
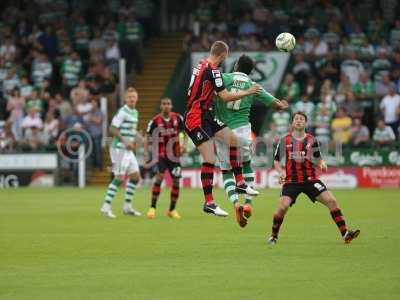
top-left (101, 202), bottom-right (116, 219)
top-left (123, 203), bottom-right (142, 216)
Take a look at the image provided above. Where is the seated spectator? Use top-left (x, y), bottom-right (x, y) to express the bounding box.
top-left (6, 88), bottom-right (25, 140)
top-left (293, 94), bottom-right (315, 128)
top-left (304, 31), bottom-right (328, 60)
top-left (349, 118), bottom-right (370, 147)
top-left (0, 35), bottom-right (16, 62)
top-left (22, 125), bottom-right (46, 151)
top-left (319, 79), bottom-right (335, 101)
top-left (315, 51), bottom-right (340, 82)
top-left (2, 67), bottom-right (20, 95)
top-left (389, 19), bottom-right (400, 47)
top-left (315, 92), bottom-right (337, 119)
top-left (376, 74), bottom-right (396, 98)
top-left (358, 39), bottom-right (375, 61)
top-left (22, 107), bottom-right (43, 130)
top-left (380, 87), bottom-right (400, 138)
top-left (371, 49), bottom-right (392, 82)
top-left (276, 73), bottom-right (300, 103)
top-left (271, 109), bottom-right (291, 137)
top-left (340, 51), bottom-right (364, 85)
top-left (89, 28), bottom-right (106, 63)
top-left (335, 73), bottom-right (353, 105)
top-left (25, 89), bottom-right (43, 113)
top-left (0, 121), bottom-right (16, 152)
top-left (342, 91), bottom-right (363, 119)
top-left (373, 120), bottom-right (396, 146)
top-left (54, 93), bottom-right (72, 121)
top-left (353, 72), bottom-right (375, 102)
top-left (238, 13), bottom-right (257, 36)
top-left (31, 51), bottom-right (53, 88)
top-left (19, 76), bottom-right (33, 99)
top-left (331, 108), bottom-right (352, 145)
top-left (304, 76), bottom-right (319, 99)
top-left (70, 80), bottom-right (89, 106)
top-left (43, 110), bottom-right (60, 144)
top-left (61, 51), bottom-right (82, 93)
top-left (105, 38), bottom-right (120, 74)
top-left (313, 106), bottom-right (332, 146)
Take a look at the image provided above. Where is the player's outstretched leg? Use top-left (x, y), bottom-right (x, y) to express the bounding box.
top-left (123, 172), bottom-right (142, 216)
top-left (101, 177), bottom-right (122, 218)
top-left (317, 191), bottom-right (360, 244)
top-left (167, 177), bottom-right (181, 219)
top-left (147, 173), bottom-right (163, 219)
top-left (198, 140), bottom-right (228, 217)
top-left (267, 196), bottom-right (292, 244)
top-left (242, 160), bottom-right (254, 218)
top-left (222, 169), bottom-right (246, 227)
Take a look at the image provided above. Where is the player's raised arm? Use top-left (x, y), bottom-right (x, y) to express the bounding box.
top-left (218, 84), bottom-right (262, 102)
top-left (253, 82), bottom-right (289, 110)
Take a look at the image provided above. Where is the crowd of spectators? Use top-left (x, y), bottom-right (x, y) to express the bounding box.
top-left (182, 0), bottom-right (400, 149)
top-left (0, 0), bottom-right (155, 169)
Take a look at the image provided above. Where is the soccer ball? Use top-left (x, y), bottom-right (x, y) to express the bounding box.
top-left (275, 32), bottom-right (296, 52)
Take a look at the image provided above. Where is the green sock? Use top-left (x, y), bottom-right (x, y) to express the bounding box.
top-left (222, 170), bottom-right (238, 204)
top-left (243, 161), bottom-right (254, 205)
top-left (104, 178), bottom-right (122, 204)
top-left (125, 179), bottom-right (138, 203)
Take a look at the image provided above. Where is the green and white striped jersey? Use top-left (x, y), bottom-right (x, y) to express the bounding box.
top-left (111, 105), bottom-right (139, 149)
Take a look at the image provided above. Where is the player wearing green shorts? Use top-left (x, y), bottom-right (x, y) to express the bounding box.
top-left (214, 55), bottom-right (288, 227)
top-left (100, 87), bottom-right (142, 218)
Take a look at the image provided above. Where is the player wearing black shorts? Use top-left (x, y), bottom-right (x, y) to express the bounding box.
top-left (267, 112), bottom-right (360, 244)
top-left (144, 98), bottom-right (187, 219)
top-left (185, 40), bottom-right (261, 217)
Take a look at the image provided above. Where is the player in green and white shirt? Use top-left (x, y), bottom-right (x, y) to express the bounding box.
top-left (214, 55), bottom-right (288, 221)
top-left (101, 87), bottom-right (142, 218)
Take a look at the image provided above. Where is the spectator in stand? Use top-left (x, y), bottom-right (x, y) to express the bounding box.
top-left (70, 80), bottom-right (89, 106)
top-left (0, 121), bottom-right (16, 152)
top-left (19, 76), bottom-right (33, 99)
top-left (73, 15), bottom-right (90, 60)
top-left (61, 51), bottom-right (82, 94)
top-left (389, 19), bottom-right (400, 48)
top-left (304, 76), bottom-right (319, 99)
top-left (6, 88), bottom-right (25, 140)
top-left (121, 14), bottom-right (144, 74)
top-left (340, 51), bottom-right (364, 85)
top-left (31, 51), bottom-right (52, 88)
top-left (372, 49), bottom-right (392, 82)
top-left (38, 25), bottom-right (59, 61)
top-left (315, 51), bottom-right (340, 82)
top-left (271, 109), bottom-right (291, 137)
top-left (392, 51), bottom-right (400, 93)
top-left (331, 108), bottom-right (352, 145)
top-left (54, 93), bottom-right (72, 121)
top-left (22, 124), bottom-right (46, 151)
top-left (25, 89), bottom-right (43, 113)
top-left (89, 28), bottom-right (106, 64)
top-left (293, 94), bottom-right (315, 128)
top-left (105, 38), bottom-right (120, 74)
top-left (0, 35), bottom-right (16, 62)
top-left (319, 79), bottom-right (335, 101)
top-left (349, 118), bottom-right (370, 147)
top-left (263, 122), bottom-right (280, 148)
top-left (238, 12), bottom-right (257, 36)
top-left (21, 107), bottom-right (43, 131)
top-left (304, 30), bottom-right (328, 60)
top-left (43, 110), bottom-right (60, 144)
top-left (376, 73), bottom-right (396, 98)
top-left (85, 99), bottom-right (103, 170)
top-left (380, 87), bottom-right (400, 138)
top-left (292, 53), bottom-right (311, 86)
top-left (277, 73), bottom-right (300, 103)
top-left (373, 119), bottom-right (396, 146)
top-left (313, 106), bottom-right (332, 146)
top-left (335, 73), bottom-right (353, 106)
top-left (342, 91), bottom-right (363, 119)
top-left (2, 67), bottom-right (20, 95)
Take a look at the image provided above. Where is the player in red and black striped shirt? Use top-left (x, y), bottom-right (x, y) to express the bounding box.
top-left (268, 112), bottom-right (360, 244)
top-left (185, 41), bottom-right (261, 217)
top-left (144, 98), bottom-right (187, 220)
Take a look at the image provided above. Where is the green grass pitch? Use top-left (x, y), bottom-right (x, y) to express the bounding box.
top-left (0, 187), bottom-right (399, 300)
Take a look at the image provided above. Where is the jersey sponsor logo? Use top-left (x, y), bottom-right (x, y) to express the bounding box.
top-left (196, 131), bottom-right (203, 140)
top-left (214, 117), bottom-right (225, 126)
top-left (215, 78), bottom-right (223, 87)
top-left (314, 182), bottom-right (324, 191)
top-left (212, 70), bottom-right (221, 78)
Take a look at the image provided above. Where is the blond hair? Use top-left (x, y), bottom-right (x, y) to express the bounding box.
top-left (125, 87), bottom-right (138, 95)
top-left (210, 41), bottom-right (229, 56)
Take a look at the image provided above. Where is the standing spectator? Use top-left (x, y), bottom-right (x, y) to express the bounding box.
top-left (85, 99), bottom-right (103, 170)
top-left (305, 32), bottom-right (329, 60)
top-left (43, 110), bottom-right (60, 144)
top-left (105, 38), bottom-right (120, 74)
top-left (380, 87), bottom-right (400, 138)
top-left (19, 76), bottom-right (33, 99)
top-left (331, 108), bottom-right (352, 145)
top-left (315, 51), bottom-right (340, 82)
top-left (2, 67), bottom-right (20, 94)
top-left (276, 73), bottom-right (300, 103)
top-left (342, 91), bottom-right (363, 119)
top-left (89, 28), bottom-right (106, 63)
top-left (21, 107), bottom-right (43, 131)
top-left (70, 80), bottom-right (89, 106)
top-left (61, 51), bottom-right (82, 92)
top-left (389, 19), bottom-right (400, 48)
top-left (292, 53), bottom-right (311, 85)
top-left (31, 52), bottom-right (53, 88)
top-left (335, 73), bottom-right (353, 105)
top-left (353, 71), bottom-right (376, 126)
top-left (73, 15), bottom-right (90, 59)
top-left (38, 25), bottom-right (59, 60)
top-left (316, 93), bottom-right (337, 119)
top-left (349, 118), bottom-right (370, 147)
top-left (373, 119), bottom-right (396, 146)
top-left (340, 51), bottom-right (364, 85)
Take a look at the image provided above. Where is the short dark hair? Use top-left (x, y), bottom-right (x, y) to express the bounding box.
top-left (235, 55), bottom-right (254, 75)
top-left (292, 111), bottom-right (308, 122)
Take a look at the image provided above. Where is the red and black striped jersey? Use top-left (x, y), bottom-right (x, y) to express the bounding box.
top-left (185, 58), bottom-right (225, 130)
top-left (146, 112), bottom-right (184, 158)
top-left (274, 133), bottom-right (322, 183)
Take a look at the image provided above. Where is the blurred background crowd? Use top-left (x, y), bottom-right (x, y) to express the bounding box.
top-left (1, 0), bottom-right (400, 165)
top-left (0, 0), bottom-right (156, 170)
